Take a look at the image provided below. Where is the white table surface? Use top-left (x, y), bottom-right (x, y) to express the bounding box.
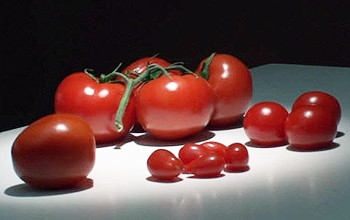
top-left (1, 63), bottom-right (349, 220)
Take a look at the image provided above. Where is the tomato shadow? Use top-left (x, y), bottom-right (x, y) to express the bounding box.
top-left (208, 118), bottom-right (244, 131)
top-left (4, 178), bottom-right (93, 197)
top-left (286, 142), bottom-right (340, 152)
top-left (187, 173), bottom-right (225, 179)
top-left (245, 141), bottom-right (288, 148)
top-left (224, 165), bottom-right (250, 173)
top-left (133, 129), bottom-right (216, 147)
top-left (336, 131), bottom-right (345, 138)
top-left (146, 176), bottom-right (183, 183)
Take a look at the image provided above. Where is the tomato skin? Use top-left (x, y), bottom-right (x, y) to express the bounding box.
top-left (186, 154), bottom-right (225, 178)
top-left (285, 106), bottom-right (338, 150)
top-left (200, 141), bottom-right (227, 157)
top-left (147, 149), bottom-right (184, 181)
top-left (195, 54), bottom-right (253, 126)
top-left (225, 143), bottom-right (249, 172)
top-left (292, 91), bottom-right (341, 124)
top-left (11, 114), bottom-right (96, 189)
top-left (178, 143), bottom-right (213, 165)
top-left (122, 56), bottom-right (181, 76)
top-left (136, 74), bottom-right (214, 140)
top-left (54, 72), bottom-right (136, 146)
top-left (243, 101), bottom-right (289, 147)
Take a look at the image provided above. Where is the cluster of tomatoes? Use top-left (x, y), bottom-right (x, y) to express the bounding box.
top-left (244, 91), bottom-right (341, 151)
top-left (11, 53), bottom-right (253, 189)
top-left (54, 53), bottom-right (253, 145)
top-left (147, 141), bottom-right (249, 181)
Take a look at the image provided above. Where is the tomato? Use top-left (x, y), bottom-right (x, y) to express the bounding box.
top-left (243, 101), bottom-right (289, 147)
top-left (195, 53), bottom-right (253, 126)
top-left (147, 149), bottom-right (184, 181)
top-left (178, 143), bottom-right (213, 165)
top-left (225, 143), bottom-right (249, 172)
top-left (11, 113), bottom-right (96, 189)
top-left (54, 72), bottom-right (136, 146)
top-left (285, 105), bottom-right (338, 151)
top-left (122, 56), bottom-right (181, 78)
top-left (200, 141), bottom-right (227, 157)
top-left (292, 91), bottom-right (341, 124)
top-left (136, 74), bottom-right (214, 140)
top-left (186, 154), bottom-right (225, 178)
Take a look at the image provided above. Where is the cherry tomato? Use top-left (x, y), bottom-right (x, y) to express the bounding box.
top-left (195, 53), bottom-right (253, 126)
top-left (122, 56), bottom-right (181, 78)
top-left (285, 105), bottom-right (338, 151)
top-left (136, 74), bottom-right (214, 140)
top-left (292, 91), bottom-right (341, 124)
top-left (55, 72), bottom-right (136, 146)
top-left (200, 141), bottom-right (227, 157)
top-left (225, 143), bottom-right (249, 172)
top-left (147, 149), bottom-right (184, 181)
top-left (243, 101), bottom-right (289, 147)
top-left (186, 154), bottom-right (225, 178)
top-left (178, 143), bottom-right (213, 165)
top-left (11, 113), bottom-right (96, 189)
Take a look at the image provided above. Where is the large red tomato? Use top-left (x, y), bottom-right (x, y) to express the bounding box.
top-left (122, 56), bottom-right (181, 78)
top-left (54, 72), bottom-right (136, 146)
top-left (11, 113), bottom-right (96, 189)
top-left (195, 53), bottom-right (253, 126)
top-left (136, 74), bottom-right (214, 140)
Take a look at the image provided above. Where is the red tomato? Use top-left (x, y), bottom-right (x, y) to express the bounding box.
top-left (285, 106), bottom-right (338, 151)
top-left (136, 74), bottom-right (214, 140)
top-left (122, 56), bottom-right (181, 78)
top-left (54, 72), bottom-right (136, 146)
top-left (200, 141), bottom-right (227, 157)
top-left (178, 143), bottom-right (213, 165)
top-left (195, 53), bottom-right (253, 126)
top-left (186, 154), bottom-right (225, 178)
top-left (11, 114), bottom-right (96, 189)
top-left (225, 143), bottom-right (249, 172)
top-left (147, 149), bottom-right (184, 181)
top-left (243, 101), bottom-right (289, 147)
top-left (292, 91), bottom-right (341, 124)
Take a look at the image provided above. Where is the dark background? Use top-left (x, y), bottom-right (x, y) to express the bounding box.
top-left (1, 1), bottom-right (349, 131)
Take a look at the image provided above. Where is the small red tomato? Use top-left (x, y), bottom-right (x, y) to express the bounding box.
top-left (200, 141), bottom-right (227, 157)
top-left (186, 154), bottom-right (225, 178)
top-left (225, 143), bottom-right (249, 172)
top-left (292, 91), bottom-right (341, 124)
top-left (285, 105), bottom-right (338, 151)
top-left (243, 101), bottom-right (289, 147)
top-left (178, 143), bottom-right (213, 165)
top-left (147, 149), bottom-right (184, 181)
top-left (11, 114), bottom-right (96, 189)
top-left (195, 53), bottom-right (253, 126)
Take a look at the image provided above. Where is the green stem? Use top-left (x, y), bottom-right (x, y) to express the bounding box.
top-left (199, 52), bottom-right (216, 80)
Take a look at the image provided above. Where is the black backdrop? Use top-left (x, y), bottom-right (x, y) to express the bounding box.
top-left (1, 1), bottom-right (349, 131)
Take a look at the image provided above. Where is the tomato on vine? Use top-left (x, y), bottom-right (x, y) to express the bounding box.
top-left (54, 67), bottom-right (136, 146)
top-left (136, 73), bottom-right (214, 140)
top-left (196, 53), bottom-right (253, 127)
